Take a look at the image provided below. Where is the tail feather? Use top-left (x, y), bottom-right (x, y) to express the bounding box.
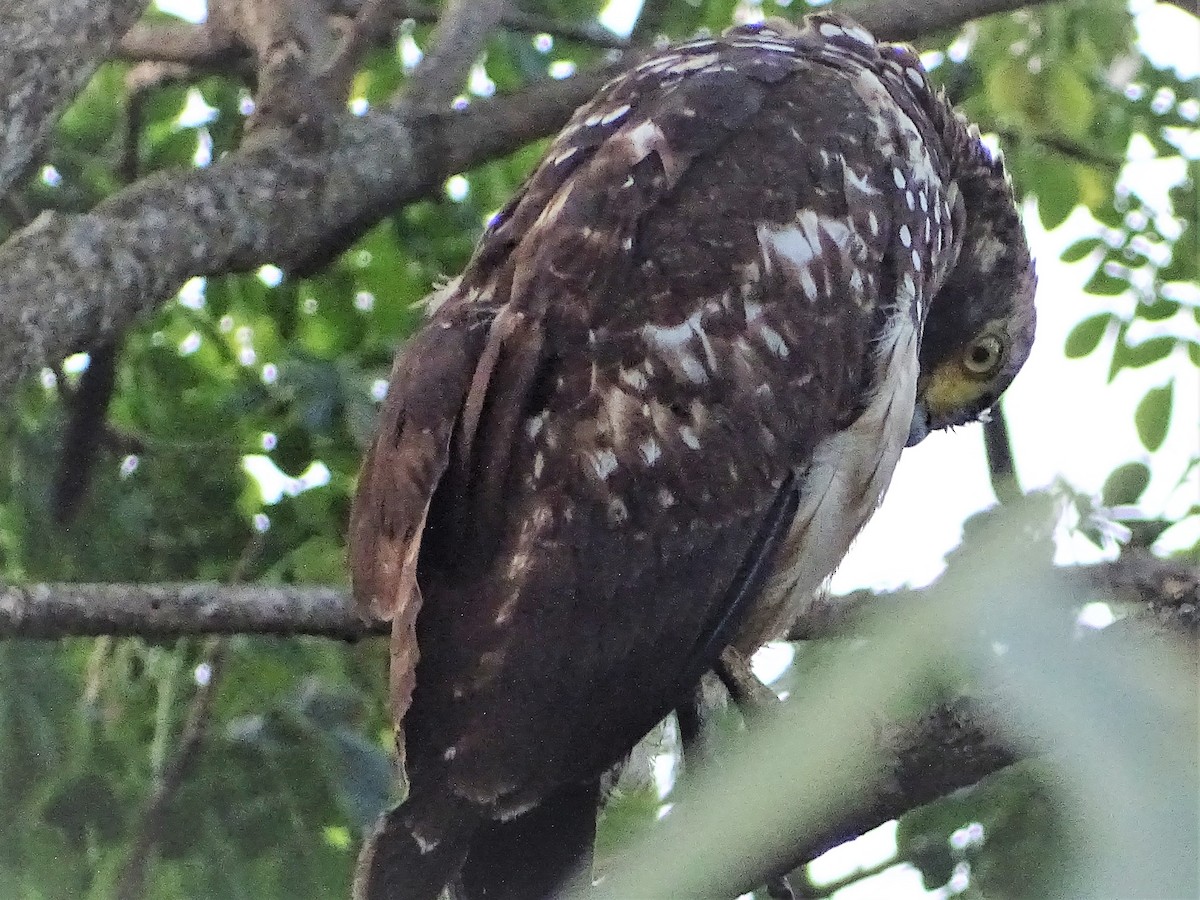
top-left (456, 781), bottom-right (600, 900)
top-left (354, 785), bottom-right (483, 900)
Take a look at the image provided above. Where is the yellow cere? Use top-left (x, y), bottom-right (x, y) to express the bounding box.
top-left (922, 360), bottom-right (994, 417)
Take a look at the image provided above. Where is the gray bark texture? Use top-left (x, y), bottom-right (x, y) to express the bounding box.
top-left (0, 0), bottom-right (150, 196)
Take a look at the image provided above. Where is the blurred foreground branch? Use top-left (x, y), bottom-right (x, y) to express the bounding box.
top-left (788, 550), bottom-right (1199, 641)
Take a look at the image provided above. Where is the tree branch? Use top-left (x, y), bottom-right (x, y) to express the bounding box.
top-left (0, 0), bottom-right (150, 197)
top-left (400, 0), bottom-right (507, 110)
top-left (782, 697), bottom-right (1021, 870)
top-left (832, 0), bottom-right (1044, 42)
top-left (0, 581), bottom-right (377, 639)
top-left (787, 551), bottom-right (1199, 642)
top-left (1, 556), bottom-right (1193, 641)
top-left (116, 2), bottom-right (628, 68)
top-left (117, 21), bottom-right (244, 68)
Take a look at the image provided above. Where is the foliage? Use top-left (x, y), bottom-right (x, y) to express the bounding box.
top-left (0, 0), bottom-right (1195, 897)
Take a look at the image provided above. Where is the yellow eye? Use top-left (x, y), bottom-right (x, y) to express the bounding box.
top-left (962, 334), bottom-right (1005, 377)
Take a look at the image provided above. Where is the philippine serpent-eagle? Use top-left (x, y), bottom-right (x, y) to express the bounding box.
top-left (350, 13), bottom-right (1037, 900)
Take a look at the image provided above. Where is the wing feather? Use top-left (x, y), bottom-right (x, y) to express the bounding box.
top-left (349, 296), bottom-right (497, 725)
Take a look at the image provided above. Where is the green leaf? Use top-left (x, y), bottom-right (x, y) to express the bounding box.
top-left (1136, 297), bottom-right (1180, 322)
top-left (144, 127), bottom-right (201, 171)
top-left (1029, 153), bottom-right (1080, 230)
top-left (1083, 267), bottom-right (1129, 296)
top-left (1116, 336), bottom-right (1176, 370)
top-left (1064, 314), bottom-right (1111, 358)
top-left (1101, 462), bottom-right (1151, 506)
top-left (1135, 383), bottom-right (1173, 451)
top-left (1060, 237), bottom-right (1103, 263)
top-left (57, 63), bottom-right (123, 149)
top-left (1046, 65), bottom-right (1096, 139)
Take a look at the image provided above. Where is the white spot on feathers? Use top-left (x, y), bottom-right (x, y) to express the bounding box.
top-left (619, 367), bottom-right (648, 391)
top-left (758, 222), bottom-right (816, 272)
top-left (586, 448), bottom-right (619, 480)
top-left (899, 224), bottom-right (912, 248)
top-left (534, 182), bottom-right (575, 229)
top-left (893, 167), bottom-right (907, 189)
top-left (624, 120), bottom-right (665, 160)
top-left (607, 498), bottom-right (629, 524)
top-left (639, 437), bottom-right (662, 465)
top-left (819, 22), bottom-right (846, 38)
top-left (679, 425), bottom-right (701, 450)
top-left (842, 164), bottom-right (880, 196)
top-left (413, 830), bottom-right (441, 854)
top-left (665, 52), bottom-right (721, 75)
top-left (600, 103), bottom-right (631, 125)
top-left (642, 312), bottom-right (712, 384)
top-left (758, 324), bottom-right (790, 358)
top-left (842, 23), bottom-right (875, 45)
top-left (635, 53), bottom-right (682, 74)
top-left (525, 411), bottom-right (547, 439)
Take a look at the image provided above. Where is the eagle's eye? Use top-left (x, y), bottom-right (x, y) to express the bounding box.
top-left (963, 334), bottom-right (1005, 377)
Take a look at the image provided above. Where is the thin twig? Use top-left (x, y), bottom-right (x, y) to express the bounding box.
top-left (982, 405), bottom-right (1022, 504)
top-left (716, 646), bottom-right (783, 718)
top-left (115, 536), bottom-right (263, 899)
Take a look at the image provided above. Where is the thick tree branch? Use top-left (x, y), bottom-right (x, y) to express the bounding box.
top-left (0, 0), bottom-right (150, 197)
top-left (833, 0), bottom-right (1042, 42)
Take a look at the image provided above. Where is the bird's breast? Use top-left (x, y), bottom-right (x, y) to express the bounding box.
top-left (735, 306), bottom-right (920, 650)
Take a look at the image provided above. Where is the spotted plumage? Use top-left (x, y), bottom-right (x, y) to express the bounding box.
top-left (351, 14), bottom-right (1036, 900)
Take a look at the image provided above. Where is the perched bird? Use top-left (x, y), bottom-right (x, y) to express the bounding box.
top-left (350, 13), bottom-right (1036, 900)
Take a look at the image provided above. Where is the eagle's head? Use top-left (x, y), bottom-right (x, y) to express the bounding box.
top-left (908, 121), bottom-right (1037, 445)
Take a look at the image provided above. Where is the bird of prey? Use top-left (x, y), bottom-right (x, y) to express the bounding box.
top-left (350, 13), bottom-right (1036, 900)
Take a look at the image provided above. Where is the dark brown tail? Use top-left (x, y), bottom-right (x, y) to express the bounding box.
top-left (457, 780), bottom-right (600, 900)
top-left (354, 783), bottom-right (482, 900)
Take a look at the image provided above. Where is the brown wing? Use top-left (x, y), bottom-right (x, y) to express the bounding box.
top-left (352, 31), bottom-right (806, 742)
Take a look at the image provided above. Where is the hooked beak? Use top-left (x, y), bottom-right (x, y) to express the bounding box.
top-left (906, 400), bottom-right (931, 447)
